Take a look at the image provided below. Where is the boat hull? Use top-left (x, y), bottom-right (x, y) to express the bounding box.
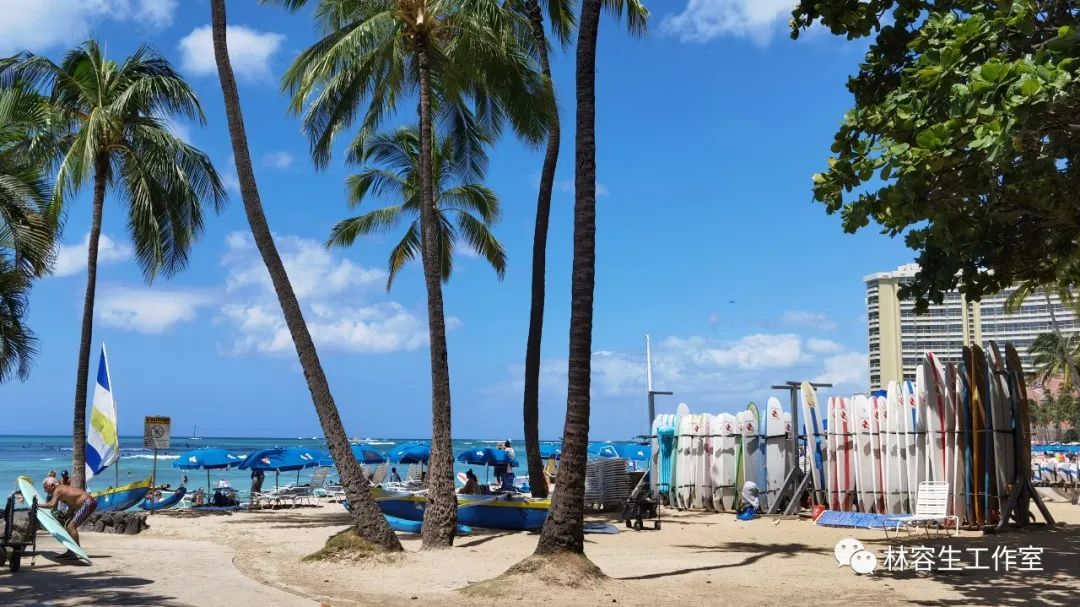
top-left (92, 477), bottom-right (153, 512)
top-left (374, 489), bottom-right (549, 531)
top-left (140, 486), bottom-right (187, 511)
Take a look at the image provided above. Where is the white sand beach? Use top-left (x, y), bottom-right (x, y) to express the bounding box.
top-left (3, 501), bottom-right (1077, 607)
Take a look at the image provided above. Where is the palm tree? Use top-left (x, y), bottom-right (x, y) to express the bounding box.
top-left (534, 0), bottom-right (646, 557)
top-left (1005, 281), bottom-right (1080, 334)
top-left (1028, 332), bottom-right (1080, 392)
top-left (327, 126), bottom-right (506, 288)
top-left (209, 0), bottom-right (401, 551)
top-left (512, 0), bottom-right (575, 500)
top-left (0, 85), bottom-right (58, 382)
top-left (6, 42), bottom-right (225, 488)
top-left (282, 0), bottom-right (548, 549)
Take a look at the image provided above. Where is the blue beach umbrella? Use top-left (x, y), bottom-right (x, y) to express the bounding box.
top-left (588, 443), bottom-right (620, 459)
top-left (173, 448), bottom-right (242, 493)
top-left (388, 442), bottom-right (431, 464)
top-left (351, 445), bottom-right (388, 465)
top-left (615, 444), bottom-right (650, 462)
top-left (240, 447), bottom-right (323, 488)
top-left (539, 444), bottom-right (562, 460)
top-left (457, 447), bottom-right (519, 468)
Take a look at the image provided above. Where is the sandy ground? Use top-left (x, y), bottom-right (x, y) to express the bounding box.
top-left (2, 500), bottom-right (1077, 607)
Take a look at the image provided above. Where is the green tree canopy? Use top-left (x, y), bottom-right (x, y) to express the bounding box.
top-left (791, 1), bottom-right (1080, 310)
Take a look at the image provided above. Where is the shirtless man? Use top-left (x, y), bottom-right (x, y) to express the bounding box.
top-left (41, 476), bottom-right (97, 558)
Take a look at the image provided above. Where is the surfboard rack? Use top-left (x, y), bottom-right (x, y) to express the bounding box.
top-left (765, 381), bottom-right (832, 516)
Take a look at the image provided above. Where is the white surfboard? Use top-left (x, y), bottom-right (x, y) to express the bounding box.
top-left (925, 354), bottom-right (949, 485)
top-left (673, 403), bottom-right (691, 506)
top-left (765, 398), bottom-right (786, 509)
top-left (869, 396), bottom-right (887, 513)
top-left (677, 413), bottom-right (696, 509)
top-left (696, 414), bottom-right (715, 510)
top-left (650, 413), bottom-right (662, 497)
top-left (826, 397), bottom-right (839, 510)
top-left (902, 380), bottom-right (919, 511)
top-left (886, 382), bottom-right (906, 514)
top-left (17, 476), bottom-right (90, 563)
top-left (853, 395), bottom-right (875, 512)
top-left (835, 397), bottom-right (855, 511)
top-left (714, 413), bottom-right (737, 511)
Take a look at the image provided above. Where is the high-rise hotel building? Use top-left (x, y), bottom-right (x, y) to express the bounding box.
top-left (865, 264), bottom-right (1079, 390)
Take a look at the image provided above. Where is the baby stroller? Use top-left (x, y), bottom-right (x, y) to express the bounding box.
top-left (622, 469), bottom-right (661, 531)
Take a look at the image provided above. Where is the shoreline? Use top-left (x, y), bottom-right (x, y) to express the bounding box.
top-left (3, 501), bottom-right (1077, 606)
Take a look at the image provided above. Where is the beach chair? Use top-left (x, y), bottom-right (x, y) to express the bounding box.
top-left (885, 481), bottom-right (960, 539)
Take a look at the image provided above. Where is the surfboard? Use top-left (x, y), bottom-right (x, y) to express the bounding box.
top-left (745, 403), bottom-right (766, 509)
top-left (987, 342), bottom-right (1014, 516)
top-left (696, 414), bottom-right (715, 510)
top-left (650, 414), bottom-right (662, 497)
top-left (826, 397), bottom-right (839, 510)
top-left (920, 358), bottom-right (944, 487)
top-left (799, 383), bottom-right (827, 505)
top-left (959, 351), bottom-right (976, 524)
top-left (869, 395), bottom-right (887, 513)
top-left (1005, 343), bottom-right (1033, 519)
top-left (902, 379), bottom-right (922, 510)
top-left (657, 419), bottom-right (676, 503)
top-left (943, 362), bottom-right (962, 517)
top-left (734, 412), bottom-right (747, 510)
top-left (714, 413), bottom-right (737, 511)
top-left (672, 403), bottom-right (690, 506)
top-left (16, 476), bottom-right (90, 563)
top-left (836, 397), bottom-right (855, 511)
top-left (765, 398), bottom-right (786, 509)
top-left (885, 382), bottom-right (906, 513)
top-left (676, 413), bottom-right (695, 509)
top-left (968, 346), bottom-right (987, 525)
top-left (852, 395), bottom-right (874, 512)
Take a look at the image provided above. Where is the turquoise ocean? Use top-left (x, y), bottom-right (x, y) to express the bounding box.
top-left (1, 435), bottom-right (637, 495)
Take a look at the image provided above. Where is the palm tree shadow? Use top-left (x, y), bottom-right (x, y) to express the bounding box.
top-left (616, 541), bottom-right (824, 581)
top-left (457, 531), bottom-right (514, 548)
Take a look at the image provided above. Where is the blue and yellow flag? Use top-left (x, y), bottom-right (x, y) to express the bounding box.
top-left (86, 345), bottom-right (119, 481)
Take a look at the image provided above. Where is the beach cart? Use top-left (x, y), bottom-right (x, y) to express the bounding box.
top-left (1, 491), bottom-right (37, 572)
top-left (622, 470), bottom-right (661, 531)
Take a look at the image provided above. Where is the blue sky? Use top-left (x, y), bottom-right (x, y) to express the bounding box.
top-left (0, 0), bottom-right (915, 440)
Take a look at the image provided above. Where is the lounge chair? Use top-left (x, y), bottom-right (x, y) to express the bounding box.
top-left (885, 481), bottom-right (960, 539)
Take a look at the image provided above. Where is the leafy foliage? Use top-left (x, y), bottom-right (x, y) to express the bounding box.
top-left (327, 126), bottom-right (506, 289)
top-left (1029, 331), bottom-right (1080, 391)
top-left (792, 1), bottom-right (1080, 310)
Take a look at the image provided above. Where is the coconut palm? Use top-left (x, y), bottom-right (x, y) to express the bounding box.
top-left (1005, 281), bottom-right (1080, 334)
top-left (327, 126), bottom-right (506, 288)
top-left (534, 0), bottom-right (647, 557)
top-left (282, 0), bottom-right (548, 549)
top-left (209, 0), bottom-right (402, 551)
top-left (0, 85), bottom-right (58, 382)
top-left (510, 0), bottom-right (575, 500)
top-left (1028, 332), bottom-right (1080, 393)
top-left (6, 42), bottom-right (225, 487)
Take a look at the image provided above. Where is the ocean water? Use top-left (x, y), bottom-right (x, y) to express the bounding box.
top-left (0, 435), bottom-right (630, 494)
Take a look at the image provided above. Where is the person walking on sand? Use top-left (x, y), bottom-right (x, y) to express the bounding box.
top-left (41, 477), bottom-right (96, 558)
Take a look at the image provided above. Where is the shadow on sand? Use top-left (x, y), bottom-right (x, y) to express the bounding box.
top-left (0, 566), bottom-right (184, 607)
top-left (615, 541), bottom-right (827, 581)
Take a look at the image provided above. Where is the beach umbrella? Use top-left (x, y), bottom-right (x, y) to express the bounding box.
top-left (589, 443), bottom-right (620, 459)
top-left (240, 447), bottom-right (323, 488)
top-left (615, 443), bottom-right (650, 462)
top-left (539, 444), bottom-right (562, 460)
top-left (351, 445), bottom-right (388, 464)
top-left (456, 447), bottom-right (519, 467)
top-left (387, 442), bottom-right (431, 464)
top-left (173, 448), bottom-right (242, 493)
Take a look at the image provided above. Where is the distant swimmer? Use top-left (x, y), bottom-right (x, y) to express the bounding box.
top-left (41, 477), bottom-right (97, 559)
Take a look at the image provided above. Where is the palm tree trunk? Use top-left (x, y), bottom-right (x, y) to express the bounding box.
top-left (522, 0), bottom-right (560, 500)
top-left (535, 0), bottom-right (600, 556)
top-left (415, 36), bottom-right (458, 550)
top-left (1043, 289), bottom-right (1060, 334)
top-left (209, 0), bottom-right (400, 552)
top-left (71, 153), bottom-right (108, 490)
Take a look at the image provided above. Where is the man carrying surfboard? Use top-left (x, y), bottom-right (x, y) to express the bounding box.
top-left (41, 477), bottom-right (96, 559)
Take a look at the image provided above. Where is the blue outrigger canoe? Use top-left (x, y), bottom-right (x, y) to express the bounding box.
top-left (140, 486), bottom-right (187, 511)
top-left (373, 488), bottom-right (549, 531)
top-left (92, 477), bottom-right (153, 512)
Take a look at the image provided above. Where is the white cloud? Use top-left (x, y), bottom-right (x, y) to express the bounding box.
top-left (52, 233), bottom-right (132, 277)
top-left (815, 352), bottom-right (869, 387)
top-left (0, 0), bottom-right (178, 55)
top-left (222, 231), bottom-right (383, 300)
top-left (96, 286), bottom-right (212, 334)
top-left (216, 232), bottom-right (434, 356)
top-left (178, 25), bottom-right (285, 80)
top-left (262, 151), bottom-right (294, 169)
top-left (662, 333), bottom-right (809, 372)
top-left (220, 155), bottom-right (240, 194)
top-left (806, 338), bottom-right (843, 354)
top-left (661, 0), bottom-right (793, 46)
top-left (781, 310), bottom-right (838, 331)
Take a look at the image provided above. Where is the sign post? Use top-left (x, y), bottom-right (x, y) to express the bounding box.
top-left (144, 416), bottom-right (171, 514)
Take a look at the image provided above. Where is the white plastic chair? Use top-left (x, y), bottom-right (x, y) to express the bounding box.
top-left (886, 481), bottom-right (960, 538)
